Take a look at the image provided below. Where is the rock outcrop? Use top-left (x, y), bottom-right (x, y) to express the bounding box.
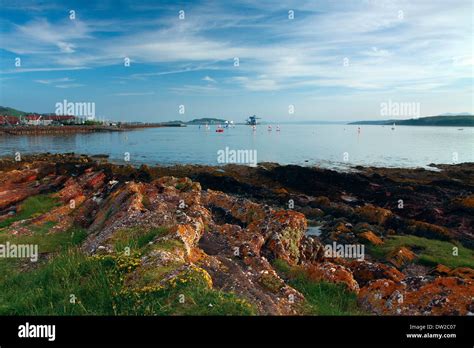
top-left (0, 153), bottom-right (472, 316)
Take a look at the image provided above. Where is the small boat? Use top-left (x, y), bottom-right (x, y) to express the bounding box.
top-left (216, 125), bottom-right (224, 133)
top-left (276, 125), bottom-right (280, 131)
top-left (267, 125), bottom-right (272, 131)
top-left (458, 128), bottom-right (464, 131)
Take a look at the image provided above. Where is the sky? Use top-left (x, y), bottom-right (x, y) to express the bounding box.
top-left (0, 0), bottom-right (473, 122)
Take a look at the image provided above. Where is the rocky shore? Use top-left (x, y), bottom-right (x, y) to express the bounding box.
top-left (0, 153), bottom-right (472, 315)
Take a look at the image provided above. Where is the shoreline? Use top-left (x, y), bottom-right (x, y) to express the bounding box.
top-left (0, 123), bottom-right (182, 135)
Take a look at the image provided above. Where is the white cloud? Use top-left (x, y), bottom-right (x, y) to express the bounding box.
top-left (203, 76), bottom-right (216, 83)
top-left (54, 83), bottom-right (84, 88)
top-left (34, 77), bottom-right (74, 84)
top-left (1, 0), bottom-right (472, 97)
top-left (232, 76), bottom-right (279, 91)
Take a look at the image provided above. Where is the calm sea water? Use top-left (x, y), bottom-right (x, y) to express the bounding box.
top-left (0, 124), bottom-right (472, 169)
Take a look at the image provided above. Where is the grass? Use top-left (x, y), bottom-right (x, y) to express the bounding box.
top-left (0, 249), bottom-right (117, 315)
top-left (152, 238), bottom-right (185, 252)
top-left (114, 263), bottom-right (256, 316)
top-left (0, 194), bottom-right (61, 229)
top-left (30, 221), bottom-right (58, 234)
top-left (0, 247), bottom-right (256, 315)
top-left (368, 235), bottom-right (474, 269)
top-left (0, 221), bottom-right (255, 316)
top-left (0, 225), bottom-right (88, 254)
top-left (273, 259), bottom-right (365, 315)
top-left (110, 226), bottom-right (170, 253)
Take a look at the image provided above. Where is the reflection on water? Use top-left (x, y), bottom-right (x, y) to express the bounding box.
top-left (0, 124), bottom-right (473, 169)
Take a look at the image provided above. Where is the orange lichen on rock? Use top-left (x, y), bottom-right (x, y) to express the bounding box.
top-left (304, 262), bottom-right (360, 293)
top-left (432, 264), bottom-right (474, 280)
top-left (359, 231), bottom-right (384, 245)
top-left (358, 276), bottom-right (474, 315)
top-left (406, 220), bottom-right (453, 240)
top-left (355, 204), bottom-right (393, 225)
top-left (347, 260), bottom-right (404, 287)
top-left (387, 247), bottom-right (416, 268)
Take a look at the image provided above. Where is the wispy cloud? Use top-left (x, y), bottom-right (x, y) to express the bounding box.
top-left (2, 0), bottom-right (471, 94)
top-left (169, 84), bottom-right (218, 95)
top-left (203, 76), bottom-right (216, 83)
top-left (34, 77), bottom-right (74, 84)
top-left (54, 83), bottom-right (84, 88)
top-left (0, 0), bottom-right (472, 118)
top-left (112, 92), bottom-right (155, 96)
top-left (1, 67), bottom-right (89, 74)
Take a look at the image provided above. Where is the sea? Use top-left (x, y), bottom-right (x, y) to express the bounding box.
top-left (0, 124), bottom-right (473, 170)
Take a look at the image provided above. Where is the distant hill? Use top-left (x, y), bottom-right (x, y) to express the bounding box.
top-left (0, 106), bottom-right (30, 117)
top-left (349, 115), bottom-right (474, 127)
top-left (186, 118), bottom-right (227, 125)
top-left (438, 112), bottom-right (472, 116)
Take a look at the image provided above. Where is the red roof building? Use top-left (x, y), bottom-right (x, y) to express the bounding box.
top-left (0, 116), bottom-right (21, 125)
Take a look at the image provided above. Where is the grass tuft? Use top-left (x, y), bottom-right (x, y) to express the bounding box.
top-left (367, 235), bottom-right (474, 269)
top-left (0, 194), bottom-right (60, 229)
top-left (273, 259), bottom-right (365, 315)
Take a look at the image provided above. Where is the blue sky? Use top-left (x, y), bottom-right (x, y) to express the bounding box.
top-left (0, 0), bottom-right (472, 122)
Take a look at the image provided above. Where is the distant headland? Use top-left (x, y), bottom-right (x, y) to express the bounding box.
top-left (349, 115), bottom-right (474, 127)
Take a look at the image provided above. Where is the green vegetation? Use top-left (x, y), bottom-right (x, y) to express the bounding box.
top-left (0, 247), bottom-right (255, 315)
top-left (109, 226), bottom-right (170, 252)
top-left (0, 194), bottom-right (61, 229)
top-left (152, 238), bottom-right (185, 252)
top-left (368, 235), bottom-right (474, 269)
top-left (83, 120), bottom-right (103, 126)
top-left (0, 106), bottom-right (29, 117)
top-left (273, 259), bottom-right (364, 315)
top-left (113, 262), bottom-right (256, 316)
top-left (0, 249), bottom-right (115, 315)
top-left (0, 225), bottom-right (87, 254)
top-left (0, 220), bottom-right (255, 315)
top-left (186, 118), bottom-right (227, 125)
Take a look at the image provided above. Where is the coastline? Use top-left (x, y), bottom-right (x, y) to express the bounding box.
top-left (0, 123), bottom-right (182, 136)
top-left (0, 153), bottom-right (472, 315)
